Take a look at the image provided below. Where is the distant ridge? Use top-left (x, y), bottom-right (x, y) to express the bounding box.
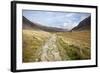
top-left (23, 16), bottom-right (68, 32)
top-left (72, 16), bottom-right (91, 31)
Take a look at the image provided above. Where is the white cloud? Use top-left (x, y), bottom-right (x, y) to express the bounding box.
top-left (63, 23), bottom-right (68, 27)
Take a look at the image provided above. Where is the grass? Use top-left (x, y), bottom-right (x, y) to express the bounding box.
top-left (22, 29), bottom-right (50, 62)
top-left (56, 31), bottom-right (91, 48)
top-left (23, 29), bottom-right (91, 62)
top-left (56, 31), bottom-right (91, 60)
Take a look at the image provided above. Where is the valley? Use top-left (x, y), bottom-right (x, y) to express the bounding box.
top-left (23, 29), bottom-right (90, 62)
top-left (22, 16), bottom-right (91, 63)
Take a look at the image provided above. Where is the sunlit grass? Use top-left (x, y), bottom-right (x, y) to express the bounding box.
top-left (56, 31), bottom-right (91, 60)
top-left (23, 30), bottom-right (91, 62)
top-left (22, 29), bottom-right (50, 62)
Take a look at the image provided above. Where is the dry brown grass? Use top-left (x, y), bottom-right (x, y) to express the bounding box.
top-left (23, 30), bottom-right (91, 62)
top-left (22, 29), bottom-right (51, 62)
top-left (56, 31), bottom-right (91, 48)
top-left (56, 31), bottom-right (91, 60)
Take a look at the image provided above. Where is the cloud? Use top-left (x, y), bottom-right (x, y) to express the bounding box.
top-left (23, 10), bottom-right (90, 30)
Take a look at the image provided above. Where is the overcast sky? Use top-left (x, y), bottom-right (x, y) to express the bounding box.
top-left (23, 10), bottom-right (90, 30)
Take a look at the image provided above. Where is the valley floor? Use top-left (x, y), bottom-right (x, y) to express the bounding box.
top-left (22, 29), bottom-right (91, 63)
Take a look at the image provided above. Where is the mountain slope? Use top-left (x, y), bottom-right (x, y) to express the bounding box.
top-left (23, 16), bottom-right (40, 29)
top-left (72, 16), bottom-right (91, 31)
top-left (23, 16), bottom-right (68, 32)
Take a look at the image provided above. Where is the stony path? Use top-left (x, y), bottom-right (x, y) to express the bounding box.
top-left (40, 34), bottom-right (62, 61)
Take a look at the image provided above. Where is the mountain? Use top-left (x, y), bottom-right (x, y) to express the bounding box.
top-left (72, 16), bottom-right (91, 31)
top-left (23, 16), bottom-right (68, 32)
top-left (23, 16), bottom-right (38, 29)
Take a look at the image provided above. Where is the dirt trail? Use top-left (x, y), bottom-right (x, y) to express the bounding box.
top-left (39, 34), bottom-right (62, 61)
